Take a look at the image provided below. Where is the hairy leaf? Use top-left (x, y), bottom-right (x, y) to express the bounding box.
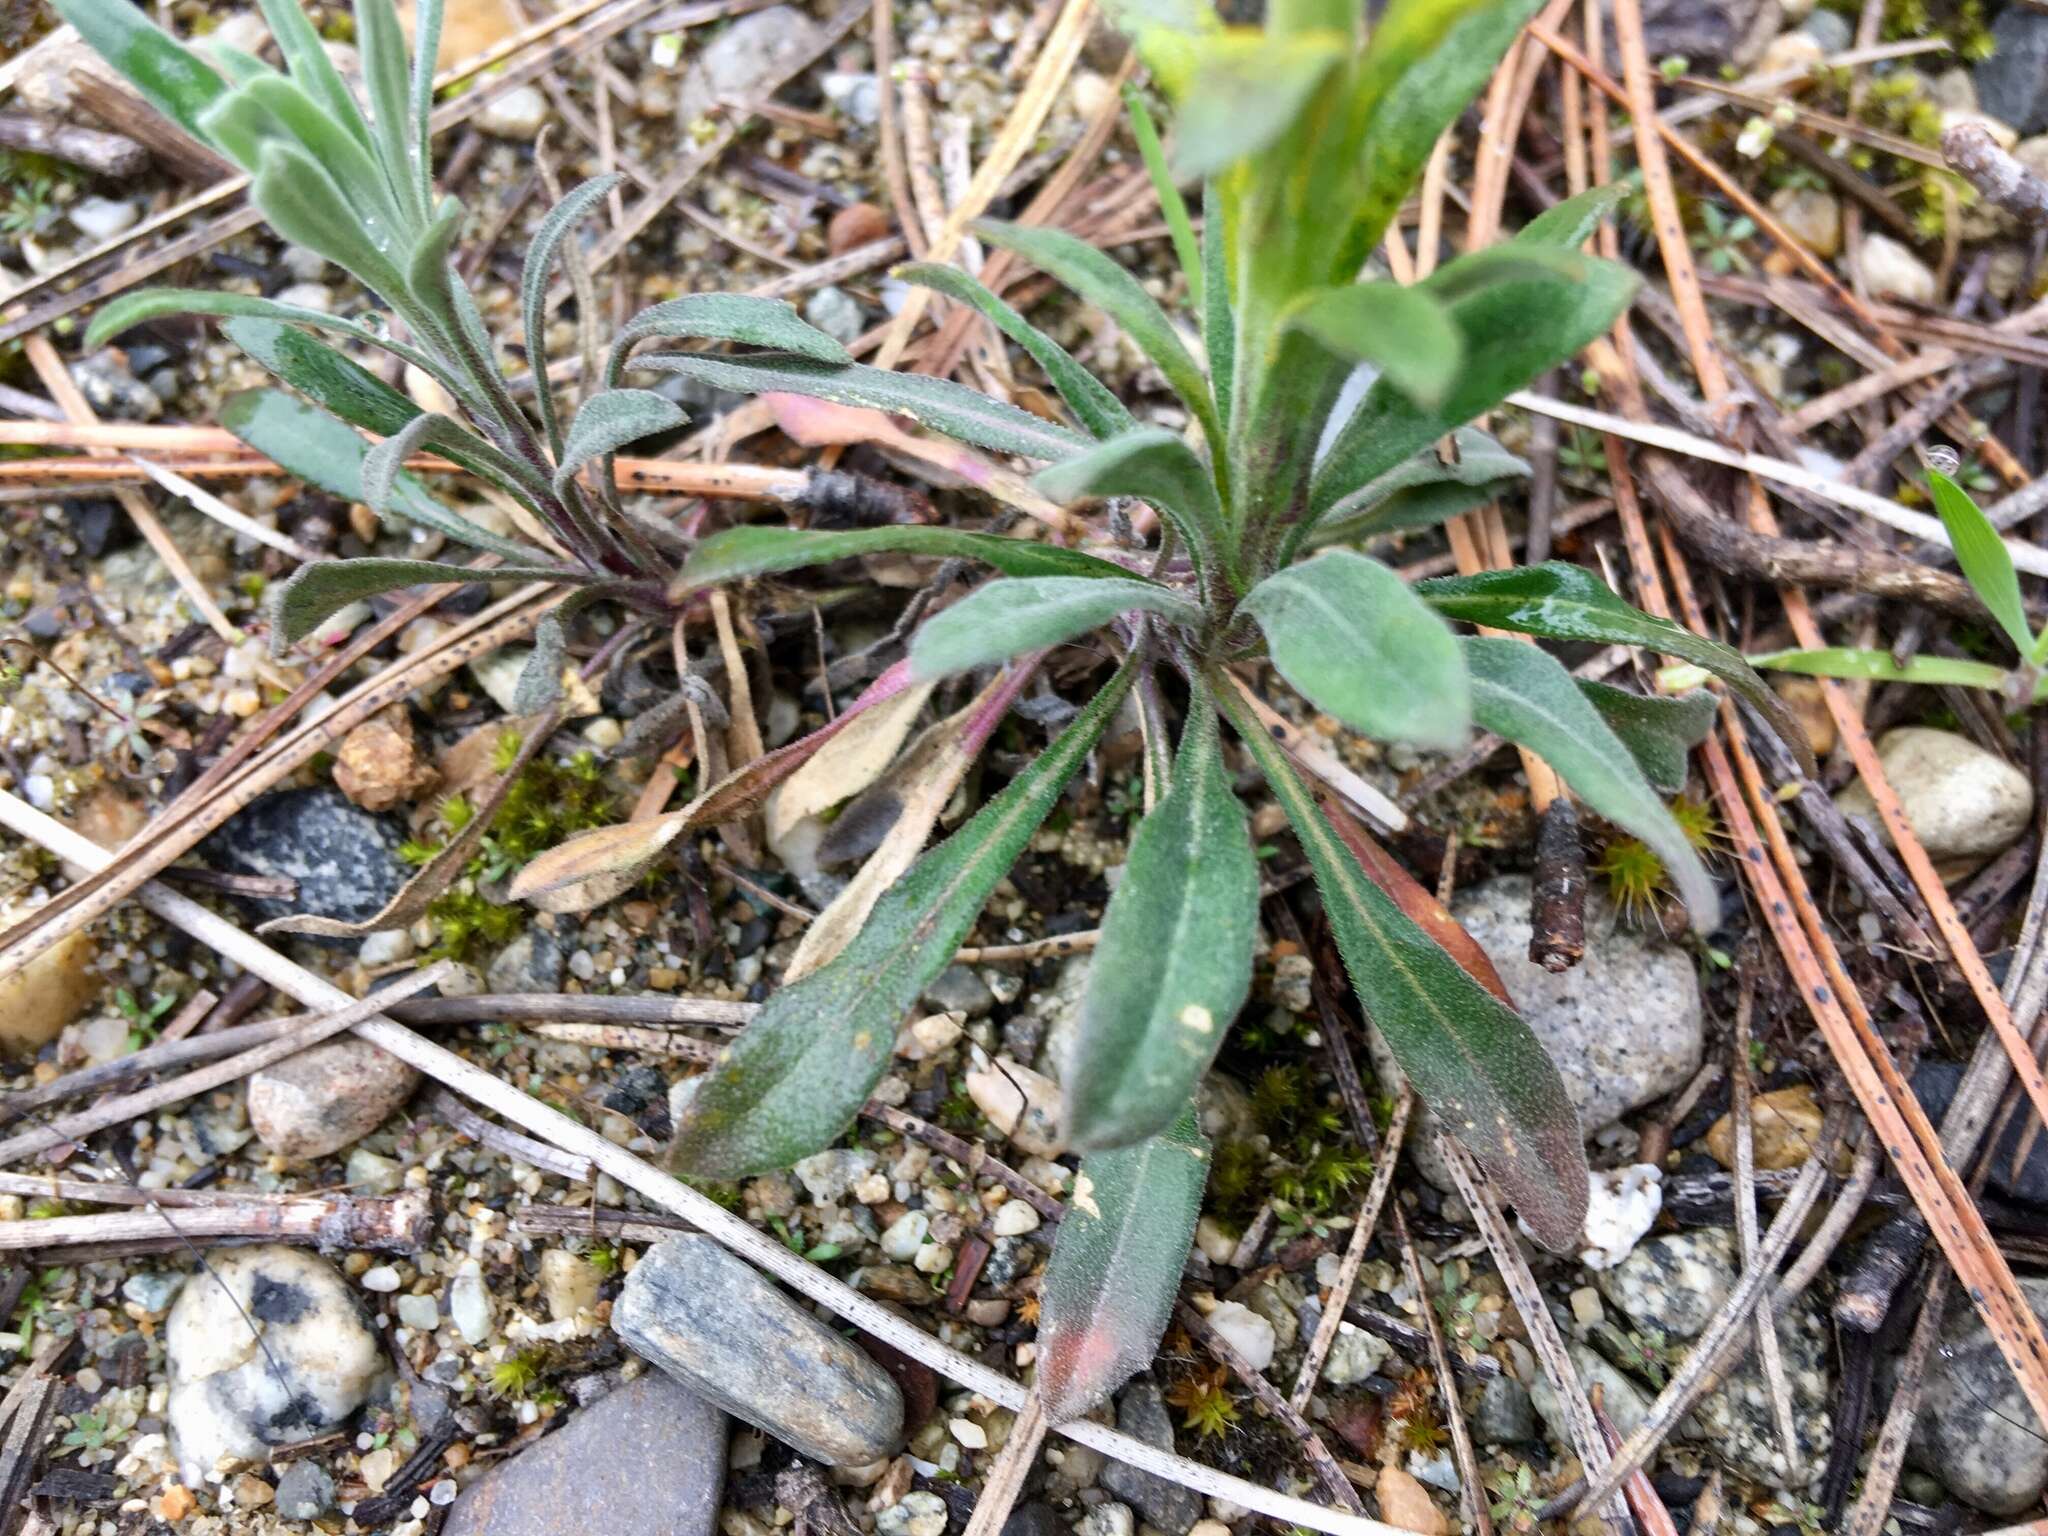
top-left (1066, 700), bottom-right (1255, 1150)
top-left (1241, 550), bottom-right (1469, 750)
top-left (1517, 178), bottom-right (1636, 249)
top-left (221, 316), bottom-right (417, 436)
top-left (1929, 468), bottom-right (2035, 660)
top-left (1033, 428), bottom-right (1227, 581)
top-left (1309, 425), bottom-right (1527, 546)
top-left (667, 660), bottom-right (1136, 1178)
top-left (1037, 1106), bottom-right (1209, 1421)
top-left (1124, 83), bottom-right (1202, 306)
top-left (254, 0), bottom-right (371, 148)
top-left (909, 576), bottom-right (1200, 680)
top-left (220, 389), bottom-right (538, 560)
top-left (268, 556), bottom-right (584, 650)
top-left (606, 293), bottom-right (851, 388)
top-left (355, 0), bottom-right (424, 225)
top-left (1283, 280), bottom-right (1462, 409)
top-left (1577, 681), bottom-right (1716, 796)
top-left (630, 352), bottom-right (1088, 462)
top-left (53, 0), bottom-right (228, 142)
top-left (1415, 561), bottom-right (1813, 773)
top-left (553, 389), bottom-right (688, 496)
top-left (1217, 675), bottom-right (1588, 1252)
top-left (671, 524), bottom-right (1133, 597)
top-left (1169, 30), bottom-right (1345, 178)
top-left (1202, 179), bottom-right (1234, 431)
top-left (895, 263), bottom-right (1133, 440)
top-left (521, 174), bottom-right (624, 452)
top-left (1463, 637), bottom-right (1716, 928)
top-left (973, 220), bottom-right (1224, 464)
top-left (250, 141), bottom-right (412, 307)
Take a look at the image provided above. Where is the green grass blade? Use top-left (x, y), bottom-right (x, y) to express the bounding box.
top-left (1746, 646), bottom-right (2012, 691)
top-left (1928, 468), bottom-right (2034, 659)
top-left (1123, 83), bottom-right (1202, 306)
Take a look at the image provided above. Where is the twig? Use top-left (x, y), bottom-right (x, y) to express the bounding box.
top-left (1943, 121), bottom-right (2048, 227)
top-left (1179, 1303), bottom-right (1362, 1514)
top-left (1729, 971), bottom-right (1803, 1480)
top-left (0, 791), bottom-right (1410, 1536)
top-left (1393, 1204), bottom-right (1491, 1536)
top-left (3, 1189), bottom-right (431, 1254)
top-left (426, 1088), bottom-right (594, 1184)
top-left (0, 111), bottom-right (145, 176)
top-left (959, 1394), bottom-right (1048, 1536)
top-left (1842, 1271), bottom-right (1949, 1536)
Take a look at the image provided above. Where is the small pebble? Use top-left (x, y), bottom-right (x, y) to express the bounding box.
top-left (362, 1265), bottom-right (402, 1293)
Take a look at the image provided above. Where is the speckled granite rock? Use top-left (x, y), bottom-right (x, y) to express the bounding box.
top-left (247, 1038), bottom-right (420, 1160)
top-left (1907, 1275), bottom-right (2048, 1514)
top-left (1597, 1229), bottom-right (1831, 1487)
top-left (1530, 1341), bottom-right (1651, 1445)
top-left (613, 1236), bottom-right (902, 1467)
top-left (202, 787), bottom-right (410, 940)
top-left (443, 1371), bottom-right (726, 1536)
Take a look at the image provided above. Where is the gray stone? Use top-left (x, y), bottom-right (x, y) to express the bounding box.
top-left (1373, 876), bottom-right (1701, 1157)
top-left (677, 7), bottom-right (825, 125)
top-left (793, 1147), bottom-right (878, 1204)
top-left (1909, 1275), bottom-right (2048, 1514)
top-left (274, 1461), bottom-right (336, 1520)
top-left (1079, 1503), bottom-right (1133, 1536)
top-left (69, 350), bottom-right (161, 421)
top-left (1100, 1380), bottom-right (1201, 1536)
top-left (921, 964), bottom-right (995, 1019)
top-left (120, 1270), bottom-right (184, 1314)
top-left (487, 928), bottom-right (565, 993)
top-left (476, 83), bottom-right (548, 139)
top-left (1837, 727), bottom-right (2033, 865)
top-left (1854, 233), bottom-right (1938, 305)
top-left (1472, 1375), bottom-right (1535, 1445)
top-left (165, 1247), bottom-right (382, 1482)
top-left (1532, 1342), bottom-right (1652, 1446)
top-left (1976, 8), bottom-right (2048, 135)
top-left (1030, 954), bottom-right (1095, 1085)
top-left (248, 1037), bottom-right (420, 1160)
top-left (876, 1490), bottom-right (948, 1536)
top-left (803, 286), bottom-right (867, 347)
top-left (1001, 1502), bottom-right (1066, 1536)
top-left (822, 71), bottom-right (881, 126)
top-left (1598, 1230), bottom-right (1831, 1487)
top-left (1624, 0), bottom-right (1779, 68)
top-left (613, 1236), bottom-right (903, 1466)
top-left (443, 1371), bottom-right (727, 1536)
top-left (204, 787), bottom-right (411, 938)
top-left (1800, 8), bottom-right (1851, 53)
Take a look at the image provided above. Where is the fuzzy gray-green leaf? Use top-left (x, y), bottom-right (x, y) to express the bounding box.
top-left (606, 293), bottom-right (851, 389)
top-left (268, 556), bottom-right (586, 649)
top-left (1037, 1106), bottom-right (1208, 1421)
top-left (672, 525), bottom-right (1135, 597)
top-left (1464, 636), bottom-right (1716, 930)
top-left (1033, 428), bottom-right (1226, 578)
top-left (910, 577), bottom-right (1201, 680)
top-left (1241, 550), bottom-right (1469, 750)
top-left (522, 174), bottom-right (623, 452)
top-left (1577, 681), bottom-right (1716, 796)
top-left (553, 389), bottom-right (688, 497)
top-left (52, 0), bottom-right (228, 143)
top-left (666, 660), bottom-right (1136, 1179)
top-left (1065, 701), bottom-right (1255, 1151)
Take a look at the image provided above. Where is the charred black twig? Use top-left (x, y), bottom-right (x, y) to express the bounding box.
top-left (1528, 796), bottom-right (1586, 972)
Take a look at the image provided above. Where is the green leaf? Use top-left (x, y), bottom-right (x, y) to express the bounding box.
top-left (359, 409), bottom-right (540, 512)
top-left (406, 195), bottom-right (467, 321)
top-left (1065, 701), bottom-right (1255, 1150)
top-left (409, 0), bottom-right (443, 202)
top-left (1463, 636), bottom-right (1717, 928)
top-left (1928, 468), bottom-right (2035, 660)
top-left (1168, 30), bottom-right (1345, 179)
top-left (250, 140), bottom-right (411, 308)
top-left (672, 525), bottom-right (1136, 595)
top-left (667, 659), bottom-right (1137, 1178)
top-left (1577, 681), bottom-right (1716, 796)
top-left (1217, 671), bottom-right (1588, 1252)
top-left (221, 316), bottom-right (417, 437)
top-left (605, 293), bottom-right (851, 389)
top-left (220, 388), bottom-right (537, 560)
top-left (355, 0), bottom-right (425, 225)
top-left (629, 352), bottom-right (1089, 462)
top-left (1033, 427), bottom-right (1228, 582)
top-left (268, 556), bottom-right (586, 649)
top-left (1516, 178), bottom-right (1637, 249)
top-left (1124, 83), bottom-right (1202, 307)
top-left (240, 76), bottom-right (404, 235)
top-left (553, 389), bottom-right (688, 496)
top-left (909, 576), bottom-right (1201, 680)
top-left (895, 263), bottom-right (1133, 440)
top-left (1415, 561), bottom-right (1814, 774)
top-left (1310, 250), bottom-right (1635, 529)
top-left (1308, 426), bottom-right (1527, 546)
top-left (1037, 1106), bottom-right (1209, 1421)
top-left (522, 174), bottom-right (625, 453)
top-left (1283, 280), bottom-right (1462, 410)
top-left (1747, 645), bottom-right (2013, 691)
top-left (1202, 179), bottom-right (1234, 432)
top-left (52, 0), bottom-right (228, 143)
top-left (254, 0), bottom-right (372, 148)
top-left (972, 220), bottom-right (1224, 467)
top-left (1240, 550), bottom-right (1469, 750)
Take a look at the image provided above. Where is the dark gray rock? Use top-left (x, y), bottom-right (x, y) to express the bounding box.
top-left (204, 787), bottom-right (410, 939)
top-left (1622, 0), bottom-right (1778, 68)
top-left (274, 1461), bottom-right (335, 1520)
top-left (1977, 7), bottom-right (2048, 135)
top-left (1472, 1375), bottom-right (1536, 1445)
top-left (1100, 1380), bottom-right (1200, 1536)
top-left (487, 928), bottom-right (565, 994)
top-left (1914, 1059), bottom-right (2048, 1208)
top-left (921, 964), bottom-right (995, 1019)
top-left (1001, 1503), bottom-right (1066, 1536)
top-left (613, 1236), bottom-right (903, 1466)
top-left (1909, 1275), bottom-right (2048, 1514)
top-left (442, 1372), bottom-right (726, 1536)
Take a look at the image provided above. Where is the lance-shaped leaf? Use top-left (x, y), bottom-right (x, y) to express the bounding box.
top-left (1240, 550), bottom-right (1469, 751)
top-left (1928, 468), bottom-right (2035, 660)
top-left (254, 0), bottom-right (370, 149)
top-left (1309, 426), bottom-right (1527, 547)
top-left (221, 389), bottom-right (539, 560)
top-left (204, 76), bottom-right (404, 239)
top-left (667, 660), bottom-right (1137, 1178)
top-left (671, 525), bottom-right (1134, 598)
top-left (53, 0), bottom-right (228, 143)
top-left (1202, 179), bottom-right (1234, 431)
top-left (222, 316), bottom-right (417, 436)
top-left (1216, 672), bottom-right (1588, 1252)
top-left (973, 219), bottom-right (1224, 465)
top-left (1517, 178), bottom-right (1637, 249)
top-left (362, 411), bottom-right (541, 513)
top-left (553, 389), bottom-right (688, 497)
top-left (512, 589), bottom-right (609, 714)
top-left (1414, 561), bottom-right (1813, 774)
top-left (1168, 29), bottom-right (1344, 179)
top-left (896, 263), bottom-right (1132, 440)
top-left (1123, 83), bottom-right (1201, 305)
top-left (1577, 681), bottom-right (1716, 796)
top-left (1747, 645), bottom-right (2012, 691)
top-left (250, 141), bottom-right (412, 307)
top-left (910, 577), bottom-right (1201, 680)
top-left (630, 352), bottom-right (1088, 462)
top-left (355, 0), bottom-right (424, 225)
top-left (1065, 700), bottom-right (1255, 1151)
top-left (267, 556), bottom-right (587, 650)
top-left (522, 174), bottom-right (624, 451)
top-left (1283, 281), bottom-right (1462, 410)
top-left (605, 292), bottom-right (852, 389)
top-left (1034, 428), bottom-right (1228, 581)
top-left (1463, 637), bottom-right (1716, 929)
top-left (1036, 1106), bottom-right (1209, 1421)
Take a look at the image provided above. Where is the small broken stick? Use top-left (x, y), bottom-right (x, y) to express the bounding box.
top-left (1528, 796), bottom-right (1587, 972)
